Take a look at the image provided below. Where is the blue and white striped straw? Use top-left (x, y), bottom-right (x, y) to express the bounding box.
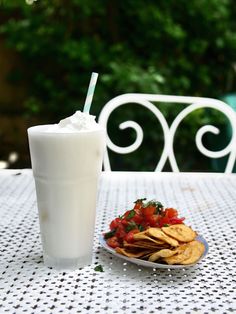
top-left (83, 72), bottom-right (99, 113)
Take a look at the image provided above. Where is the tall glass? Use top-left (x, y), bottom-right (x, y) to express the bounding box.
top-left (28, 125), bottom-right (105, 269)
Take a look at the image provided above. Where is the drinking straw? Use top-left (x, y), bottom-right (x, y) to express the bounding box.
top-left (83, 72), bottom-right (99, 113)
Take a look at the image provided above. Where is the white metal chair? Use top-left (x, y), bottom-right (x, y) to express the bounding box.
top-left (98, 94), bottom-right (236, 173)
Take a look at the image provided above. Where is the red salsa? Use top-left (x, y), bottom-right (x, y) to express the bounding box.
top-left (104, 198), bottom-right (185, 248)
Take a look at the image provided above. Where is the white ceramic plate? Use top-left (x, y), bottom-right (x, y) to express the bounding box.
top-left (99, 234), bottom-right (209, 269)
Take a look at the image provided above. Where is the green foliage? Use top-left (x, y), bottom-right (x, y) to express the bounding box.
top-left (1, 0), bottom-right (236, 170)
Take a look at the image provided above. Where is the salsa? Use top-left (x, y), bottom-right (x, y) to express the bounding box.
top-left (104, 198), bottom-right (185, 248)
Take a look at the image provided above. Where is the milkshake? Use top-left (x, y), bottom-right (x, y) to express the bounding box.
top-left (28, 111), bottom-right (105, 269)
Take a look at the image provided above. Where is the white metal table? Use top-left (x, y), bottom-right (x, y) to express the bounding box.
top-left (0, 170), bottom-right (236, 314)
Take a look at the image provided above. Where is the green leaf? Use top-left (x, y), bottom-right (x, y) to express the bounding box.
top-left (126, 210), bottom-right (135, 220)
top-left (94, 265), bottom-right (104, 272)
top-left (138, 225), bottom-right (145, 232)
top-left (143, 200), bottom-right (163, 209)
top-left (104, 230), bottom-right (116, 239)
top-left (126, 221), bottom-right (137, 232)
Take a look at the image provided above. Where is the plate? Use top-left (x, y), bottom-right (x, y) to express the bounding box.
top-left (99, 234), bottom-right (209, 269)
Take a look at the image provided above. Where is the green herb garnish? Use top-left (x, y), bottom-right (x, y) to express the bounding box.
top-left (104, 229), bottom-right (116, 239)
top-left (126, 209), bottom-right (135, 220)
top-left (143, 200), bottom-right (164, 214)
top-left (94, 265), bottom-right (104, 272)
top-left (138, 224), bottom-right (145, 232)
top-left (126, 221), bottom-right (138, 232)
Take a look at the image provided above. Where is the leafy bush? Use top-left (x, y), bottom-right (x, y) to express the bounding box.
top-left (1, 0), bottom-right (236, 170)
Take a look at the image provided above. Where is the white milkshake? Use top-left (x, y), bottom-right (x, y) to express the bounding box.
top-left (28, 111), bottom-right (105, 269)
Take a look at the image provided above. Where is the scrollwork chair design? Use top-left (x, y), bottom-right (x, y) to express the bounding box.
top-left (98, 94), bottom-right (236, 173)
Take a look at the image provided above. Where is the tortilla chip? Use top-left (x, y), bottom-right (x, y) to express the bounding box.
top-left (141, 251), bottom-right (157, 259)
top-left (147, 228), bottom-right (179, 247)
top-left (133, 233), bottom-right (165, 244)
top-left (124, 241), bottom-right (167, 250)
top-left (162, 224), bottom-right (196, 242)
top-left (163, 244), bottom-right (192, 265)
top-left (180, 240), bottom-right (205, 265)
top-left (115, 247), bottom-right (152, 258)
top-left (113, 224), bottom-right (204, 265)
top-left (148, 249), bottom-right (178, 262)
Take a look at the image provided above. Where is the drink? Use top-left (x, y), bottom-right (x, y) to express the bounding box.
top-left (28, 111), bottom-right (105, 269)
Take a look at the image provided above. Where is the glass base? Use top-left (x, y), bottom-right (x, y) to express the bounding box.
top-left (44, 253), bottom-right (92, 270)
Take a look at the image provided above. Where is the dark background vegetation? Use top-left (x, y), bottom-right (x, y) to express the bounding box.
top-left (0, 0), bottom-right (236, 171)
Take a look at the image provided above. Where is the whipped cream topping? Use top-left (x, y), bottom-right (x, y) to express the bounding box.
top-left (46, 111), bottom-right (100, 133)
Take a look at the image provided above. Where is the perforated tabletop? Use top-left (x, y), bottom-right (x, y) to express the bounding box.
top-left (0, 170), bottom-right (236, 314)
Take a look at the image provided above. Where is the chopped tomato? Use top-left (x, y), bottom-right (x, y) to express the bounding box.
top-left (132, 212), bottom-right (143, 224)
top-left (169, 217), bottom-right (185, 224)
top-left (145, 214), bottom-right (159, 227)
top-left (165, 208), bottom-right (178, 218)
top-left (115, 224), bottom-right (126, 239)
top-left (133, 198), bottom-right (146, 210)
top-left (110, 217), bottom-right (122, 230)
top-left (123, 210), bottom-right (132, 220)
top-left (122, 209), bottom-right (143, 225)
top-left (104, 198), bottom-right (185, 248)
top-left (121, 218), bottom-right (129, 226)
top-left (134, 203), bottom-right (142, 210)
top-left (106, 236), bottom-right (120, 248)
top-left (124, 229), bottom-right (140, 243)
top-left (158, 216), bottom-right (171, 227)
top-left (142, 205), bottom-right (156, 217)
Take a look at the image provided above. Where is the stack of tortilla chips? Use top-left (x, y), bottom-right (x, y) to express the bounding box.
top-left (116, 224), bottom-right (205, 265)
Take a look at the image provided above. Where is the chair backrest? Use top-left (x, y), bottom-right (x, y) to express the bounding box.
top-left (98, 94), bottom-right (236, 173)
